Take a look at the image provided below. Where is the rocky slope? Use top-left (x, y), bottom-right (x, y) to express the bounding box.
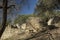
top-left (1, 17), bottom-right (60, 40)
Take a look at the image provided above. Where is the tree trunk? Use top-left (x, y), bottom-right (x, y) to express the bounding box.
top-left (0, 0), bottom-right (7, 38)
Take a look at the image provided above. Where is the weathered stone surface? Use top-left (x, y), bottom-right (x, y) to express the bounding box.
top-left (26, 17), bottom-right (43, 32)
top-left (1, 25), bottom-right (21, 40)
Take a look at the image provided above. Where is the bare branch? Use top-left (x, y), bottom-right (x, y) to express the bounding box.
top-left (0, 6), bottom-right (3, 9)
top-left (7, 5), bottom-right (15, 9)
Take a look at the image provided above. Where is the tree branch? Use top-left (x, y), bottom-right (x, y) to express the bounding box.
top-left (0, 6), bottom-right (3, 9)
top-left (0, 5), bottom-right (15, 9)
top-left (7, 5), bottom-right (15, 9)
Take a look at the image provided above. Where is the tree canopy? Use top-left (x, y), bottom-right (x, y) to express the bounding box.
top-left (34, 0), bottom-right (60, 18)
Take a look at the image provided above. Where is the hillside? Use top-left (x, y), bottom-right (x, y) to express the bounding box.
top-left (1, 16), bottom-right (60, 40)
